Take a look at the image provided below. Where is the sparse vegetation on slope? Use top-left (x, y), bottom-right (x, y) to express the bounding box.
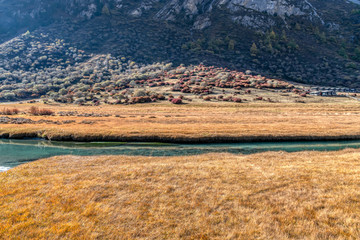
top-left (0, 31), bottom-right (302, 105)
top-left (1, 31), bottom-right (359, 105)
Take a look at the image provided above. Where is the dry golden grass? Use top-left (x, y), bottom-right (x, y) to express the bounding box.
top-left (1, 150), bottom-right (360, 239)
top-left (0, 99), bottom-right (360, 141)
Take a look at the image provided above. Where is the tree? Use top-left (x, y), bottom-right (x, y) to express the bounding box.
top-left (354, 47), bottom-right (360, 61)
top-left (250, 43), bottom-right (258, 57)
top-left (269, 30), bottom-right (277, 40)
top-left (281, 30), bottom-right (287, 42)
top-left (266, 43), bottom-right (274, 53)
top-left (338, 47), bottom-right (348, 58)
top-left (3, 92), bottom-right (16, 101)
top-left (287, 40), bottom-right (299, 50)
top-left (59, 88), bottom-right (67, 95)
top-left (102, 5), bottom-right (110, 16)
top-left (228, 40), bottom-right (235, 51)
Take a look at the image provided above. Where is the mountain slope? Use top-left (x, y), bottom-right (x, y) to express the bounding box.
top-left (0, 0), bottom-right (360, 88)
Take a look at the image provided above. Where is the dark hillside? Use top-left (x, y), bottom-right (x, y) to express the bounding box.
top-left (1, 0), bottom-right (360, 89)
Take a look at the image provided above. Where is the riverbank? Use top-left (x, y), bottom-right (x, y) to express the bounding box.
top-left (1, 101), bottom-right (360, 143)
top-left (3, 133), bottom-right (360, 143)
top-left (1, 150), bottom-right (360, 239)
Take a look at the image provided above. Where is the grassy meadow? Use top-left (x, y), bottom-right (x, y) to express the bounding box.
top-left (0, 99), bottom-right (360, 142)
top-left (1, 99), bottom-right (360, 239)
top-left (1, 150), bottom-right (360, 239)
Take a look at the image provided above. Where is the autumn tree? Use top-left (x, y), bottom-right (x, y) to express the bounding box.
top-left (250, 43), bottom-right (258, 57)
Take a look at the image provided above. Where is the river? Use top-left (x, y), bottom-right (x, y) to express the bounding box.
top-left (1, 139), bottom-right (360, 171)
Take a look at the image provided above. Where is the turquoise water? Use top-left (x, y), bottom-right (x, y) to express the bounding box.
top-left (1, 139), bottom-right (360, 171)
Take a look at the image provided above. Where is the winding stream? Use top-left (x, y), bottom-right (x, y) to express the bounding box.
top-left (1, 139), bottom-right (360, 171)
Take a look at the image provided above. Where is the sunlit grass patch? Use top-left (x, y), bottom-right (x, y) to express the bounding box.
top-left (1, 150), bottom-right (360, 239)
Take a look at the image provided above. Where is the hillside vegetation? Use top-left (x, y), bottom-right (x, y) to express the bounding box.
top-left (0, 31), bottom-right (305, 104)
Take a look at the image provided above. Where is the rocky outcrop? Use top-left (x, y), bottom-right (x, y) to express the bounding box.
top-left (154, 0), bottom-right (325, 28)
top-left (0, 0), bottom-right (332, 34)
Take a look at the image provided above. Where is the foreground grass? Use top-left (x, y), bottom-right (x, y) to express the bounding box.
top-left (1, 100), bottom-right (360, 141)
top-left (1, 150), bottom-right (360, 239)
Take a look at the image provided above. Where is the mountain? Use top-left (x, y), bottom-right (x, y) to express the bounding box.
top-left (1, 0), bottom-right (360, 88)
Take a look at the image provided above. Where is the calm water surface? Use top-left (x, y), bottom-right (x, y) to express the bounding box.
top-left (1, 139), bottom-right (360, 171)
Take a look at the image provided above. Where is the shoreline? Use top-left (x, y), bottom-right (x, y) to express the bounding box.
top-left (1, 132), bottom-right (360, 144)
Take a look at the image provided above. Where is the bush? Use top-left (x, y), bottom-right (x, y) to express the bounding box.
top-left (29, 106), bottom-right (54, 116)
top-left (157, 94), bottom-right (166, 100)
top-left (29, 106), bottom-right (38, 115)
top-left (171, 98), bottom-right (182, 104)
top-left (130, 96), bottom-right (152, 104)
top-left (74, 98), bottom-right (86, 105)
top-left (0, 108), bottom-right (19, 115)
top-left (232, 98), bottom-right (242, 103)
top-left (134, 90), bottom-right (147, 97)
top-left (38, 108), bottom-right (54, 116)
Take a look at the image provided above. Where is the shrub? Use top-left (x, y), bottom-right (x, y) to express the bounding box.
top-left (134, 90), bottom-right (147, 97)
top-left (171, 98), bottom-right (182, 104)
top-left (157, 94), bottom-right (166, 100)
top-left (232, 98), bottom-right (242, 103)
top-left (0, 108), bottom-right (19, 115)
top-left (29, 106), bottom-right (38, 115)
top-left (130, 96), bottom-right (152, 104)
top-left (38, 108), bottom-right (54, 116)
top-left (203, 96), bottom-right (212, 101)
top-left (74, 98), bottom-right (85, 105)
top-left (29, 106), bottom-right (54, 116)
top-left (11, 108), bottom-right (20, 114)
top-left (181, 87), bottom-right (191, 93)
top-left (139, 96), bottom-right (151, 103)
top-left (3, 92), bottom-right (16, 101)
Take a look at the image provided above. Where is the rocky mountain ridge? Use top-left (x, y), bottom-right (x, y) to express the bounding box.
top-left (0, 0), bottom-right (331, 33)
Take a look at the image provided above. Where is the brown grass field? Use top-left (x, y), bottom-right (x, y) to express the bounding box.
top-left (0, 98), bottom-right (360, 142)
top-left (1, 150), bottom-right (360, 239)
